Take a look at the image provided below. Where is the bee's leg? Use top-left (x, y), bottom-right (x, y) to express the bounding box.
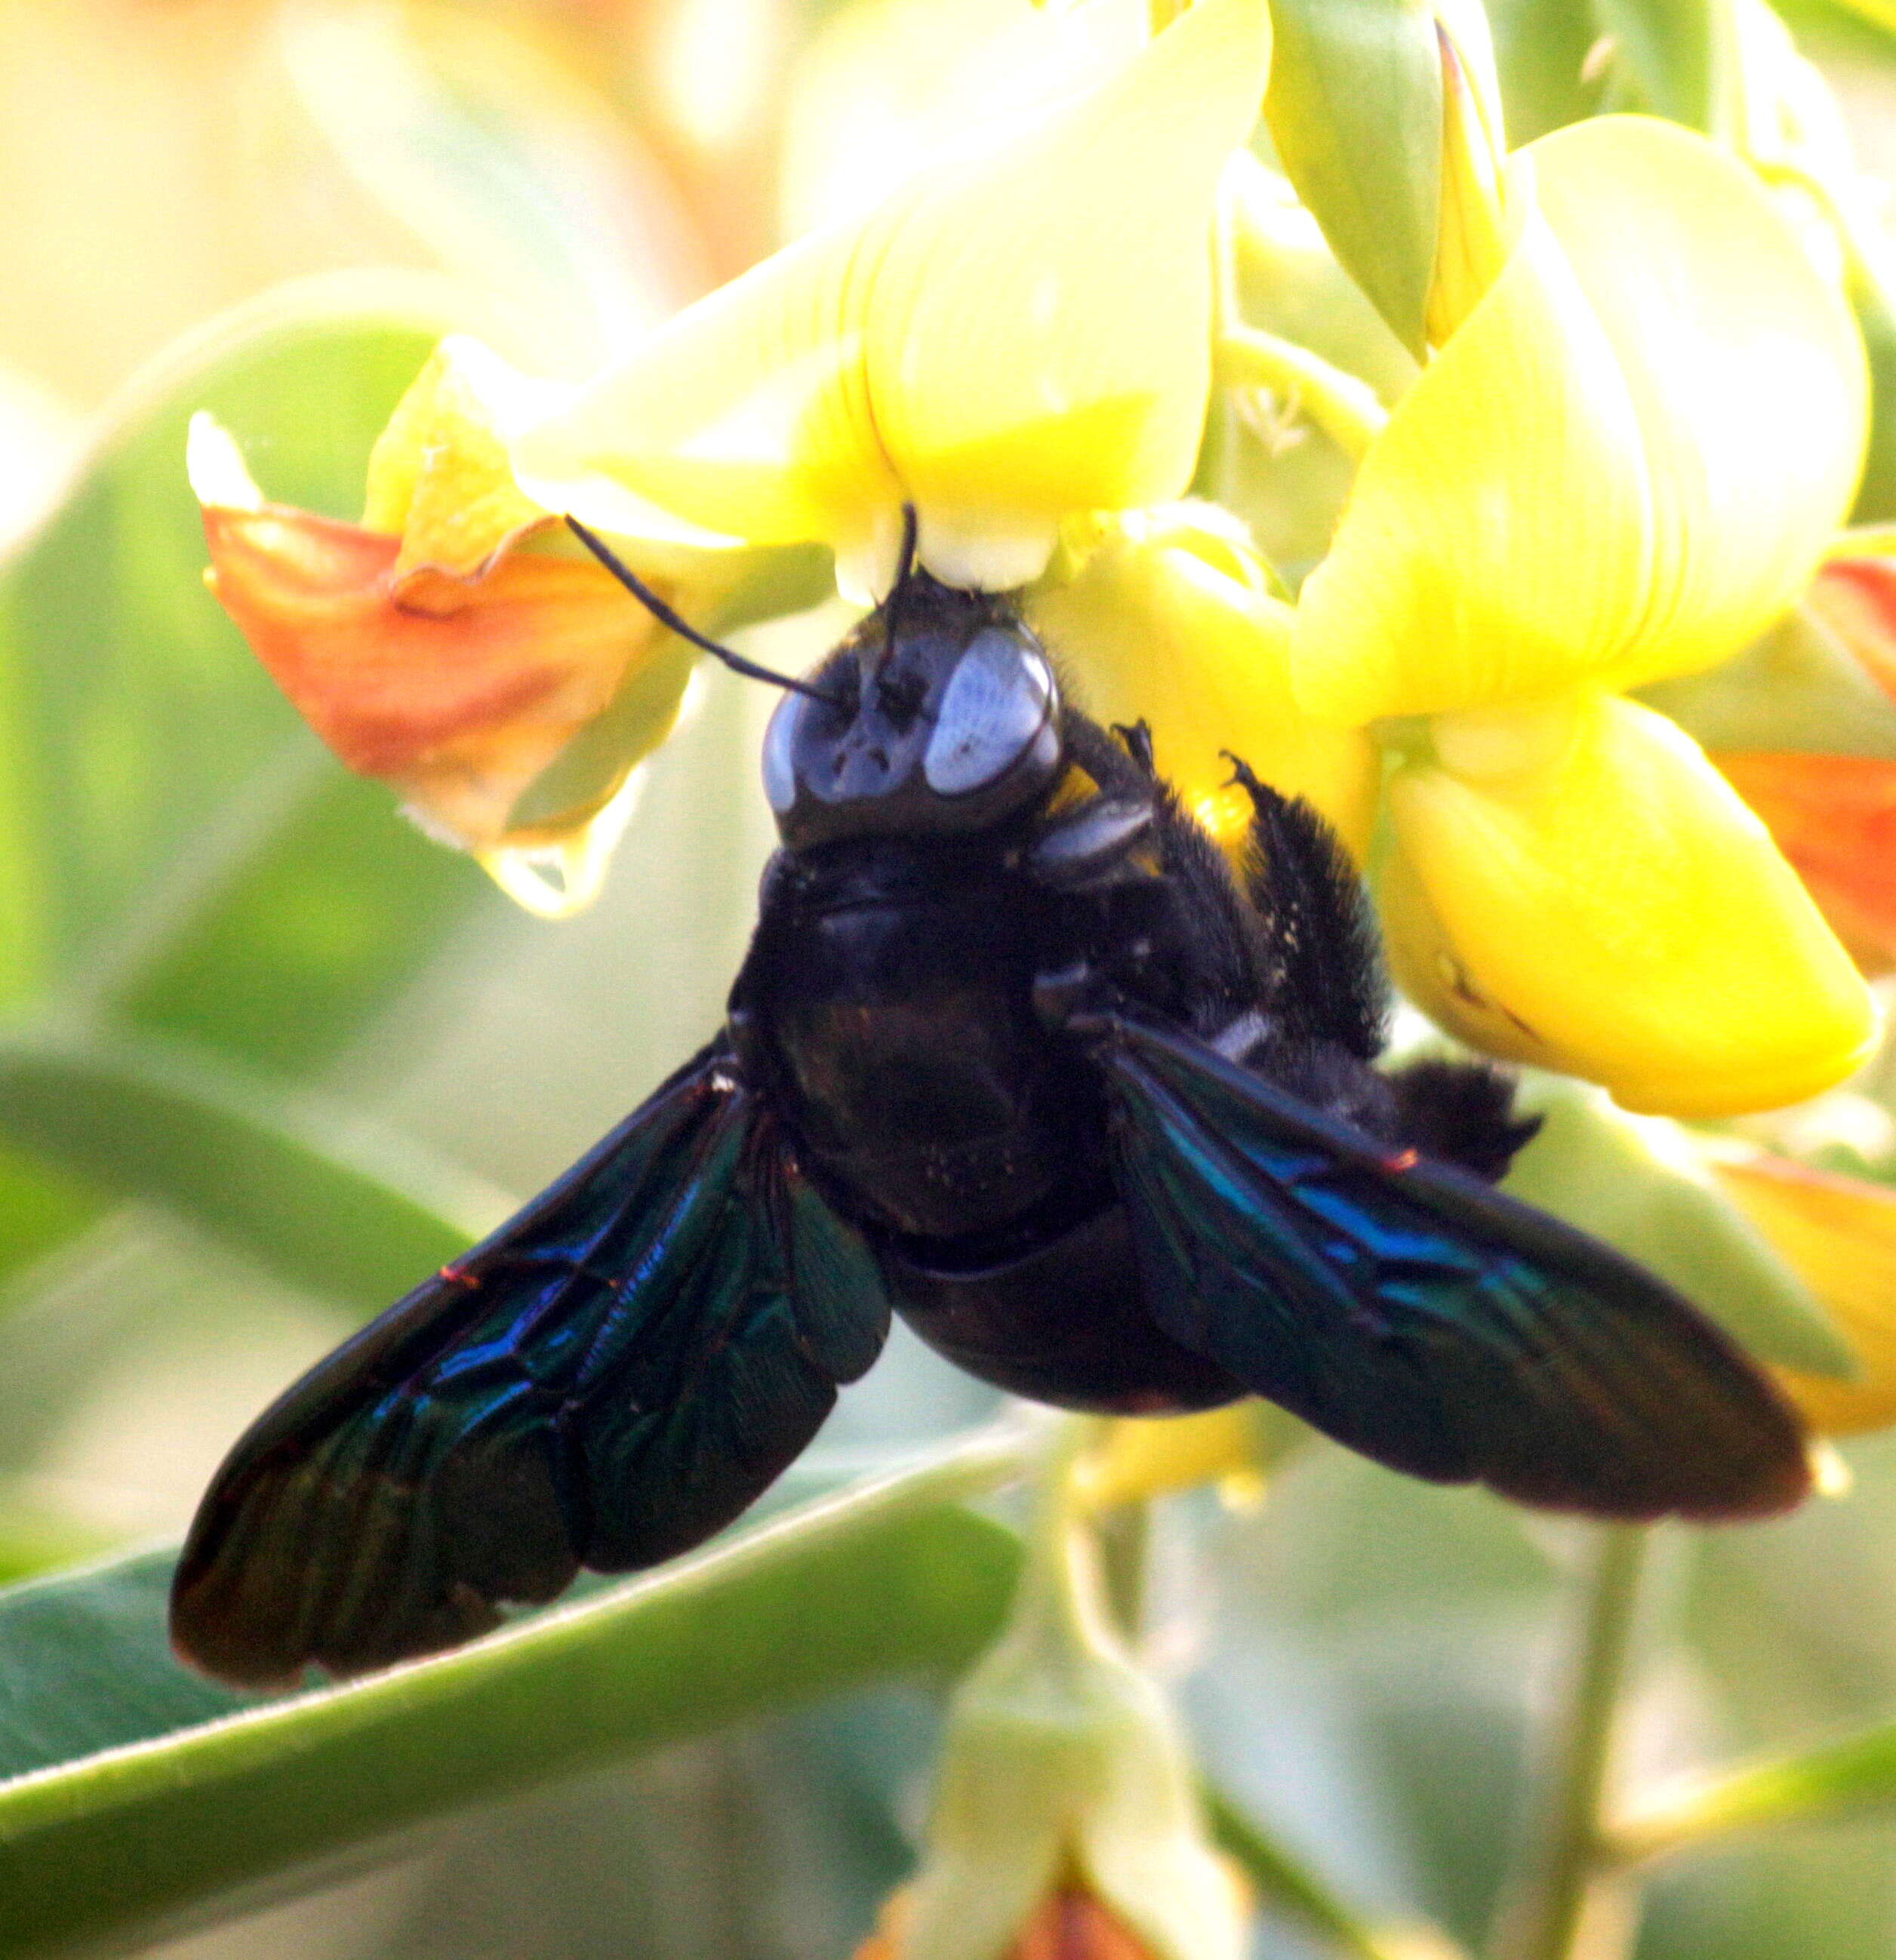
top-left (1110, 719), bottom-right (1156, 775)
top-left (1223, 752), bottom-right (1387, 1060)
top-left (1023, 795), bottom-right (1159, 890)
top-left (1384, 1056), bottom-right (1542, 1182)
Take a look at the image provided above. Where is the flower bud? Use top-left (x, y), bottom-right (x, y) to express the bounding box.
top-left (1073, 1405), bottom-right (1292, 1515)
top-left (1805, 556), bottom-right (1896, 705)
top-left (888, 1471), bottom-right (1247, 1960)
top-left (1424, 0), bottom-right (1513, 347)
top-left (857, 1884), bottom-right (1162, 1960)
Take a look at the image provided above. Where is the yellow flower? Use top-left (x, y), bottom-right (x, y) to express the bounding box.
top-left (1289, 112), bottom-right (1876, 1115)
top-left (506, 0), bottom-right (1273, 601)
top-left (1377, 695), bottom-right (1872, 1115)
top-left (1072, 1403), bottom-right (1284, 1514)
top-left (358, 337), bottom-right (565, 583)
top-left (1024, 506), bottom-right (1377, 860)
top-left (1295, 118), bottom-right (1864, 724)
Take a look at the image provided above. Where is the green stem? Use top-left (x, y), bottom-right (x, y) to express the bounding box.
top-left (0, 1421), bottom-right (1042, 1959)
top-left (1192, 170), bottom-right (1249, 505)
top-left (1204, 1784), bottom-right (1468, 1960)
top-left (1490, 1526), bottom-right (1649, 1960)
top-left (1094, 1497), bottom-right (1151, 1638)
top-left (1215, 325), bottom-right (1390, 461)
top-left (1602, 1713), bottom-right (1896, 1869)
top-left (1000, 1413), bottom-right (1110, 1656)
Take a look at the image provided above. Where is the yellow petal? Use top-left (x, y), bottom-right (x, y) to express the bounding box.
top-left (362, 336), bottom-right (565, 580)
top-left (1713, 1154), bottom-right (1896, 1435)
top-left (1025, 508), bottom-right (1377, 859)
top-left (1379, 691), bottom-right (1878, 1115)
top-left (1294, 115), bottom-right (1867, 725)
top-left (1074, 1405), bottom-right (1279, 1512)
top-left (511, 0), bottom-right (1271, 599)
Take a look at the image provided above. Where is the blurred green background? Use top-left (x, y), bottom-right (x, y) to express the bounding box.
top-left (5, 2), bottom-right (1896, 1956)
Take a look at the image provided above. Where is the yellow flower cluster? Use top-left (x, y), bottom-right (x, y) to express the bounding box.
top-left (195, 0), bottom-right (1881, 1121)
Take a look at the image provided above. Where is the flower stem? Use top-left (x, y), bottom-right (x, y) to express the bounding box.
top-left (1204, 1783), bottom-right (1468, 1960)
top-left (1489, 1526), bottom-right (1649, 1960)
top-left (999, 1414), bottom-right (1112, 1658)
top-left (1214, 325), bottom-right (1390, 462)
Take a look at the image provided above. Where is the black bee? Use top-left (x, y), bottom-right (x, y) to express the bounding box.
top-left (170, 518), bottom-right (1811, 1688)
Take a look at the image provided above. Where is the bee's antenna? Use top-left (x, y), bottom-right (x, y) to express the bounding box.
top-left (881, 504), bottom-right (922, 664)
top-left (567, 518), bottom-right (844, 707)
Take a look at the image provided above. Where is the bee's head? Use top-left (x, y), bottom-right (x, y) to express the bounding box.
top-left (562, 511), bottom-right (1062, 854)
top-left (761, 574), bottom-right (1063, 851)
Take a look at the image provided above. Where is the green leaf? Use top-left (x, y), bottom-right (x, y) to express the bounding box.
top-left (1848, 255), bottom-right (1896, 524)
top-left (0, 281), bottom-right (501, 1285)
top-left (0, 282), bottom-right (450, 1010)
top-left (0, 1451), bottom-right (1025, 1958)
top-left (0, 1024), bottom-right (508, 1312)
top-left (0, 1488), bottom-right (115, 1589)
top-left (0, 1141), bottom-right (103, 1300)
top-left (111, 763), bottom-right (494, 1078)
top-left (6, 282), bottom-right (498, 1069)
top-left (1609, 1717), bottom-right (1896, 1866)
top-left (1262, 0), bottom-right (1442, 359)
top-left (1590, 0), bottom-right (1731, 133)
top-left (1485, 0), bottom-right (1608, 142)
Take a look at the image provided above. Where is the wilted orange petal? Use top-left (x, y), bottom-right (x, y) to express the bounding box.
top-left (1716, 750), bottom-right (1896, 974)
top-left (1016, 1890), bottom-right (1155, 1960)
top-left (1713, 1154), bottom-right (1896, 1434)
top-left (202, 501), bottom-right (658, 850)
top-left (1807, 558), bottom-right (1896, 703)
top-left (852, 1887), bottom-right (1153, 1960)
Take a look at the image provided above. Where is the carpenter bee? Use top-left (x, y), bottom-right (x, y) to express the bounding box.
top-left (171, 516), bottom-right (1811, 1688)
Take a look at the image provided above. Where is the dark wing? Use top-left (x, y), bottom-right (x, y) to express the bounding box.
top-left (171, 1043), bottom-right (889, 1688)
top-left (1084, 1016), bottom-right (1810, 1521)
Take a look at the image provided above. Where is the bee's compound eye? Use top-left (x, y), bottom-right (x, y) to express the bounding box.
top-left (923, 631), bottom-right (1054, 796)
top-left (761, 692), bottom-right (803, 815)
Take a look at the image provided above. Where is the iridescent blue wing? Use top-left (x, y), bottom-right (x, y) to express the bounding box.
top-left (170, 1045), bottom-right (890, 1687)
top-left (1087, 1016), bottom-right (1809, 1520)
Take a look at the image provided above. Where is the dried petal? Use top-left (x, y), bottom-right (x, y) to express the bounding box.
top-left (201, 499), bottom-right (684, 852)
top-left (1716, 750), bottom-right (1896, 974)
top-left (1715, 1154), bottom-right (1896, 1434)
